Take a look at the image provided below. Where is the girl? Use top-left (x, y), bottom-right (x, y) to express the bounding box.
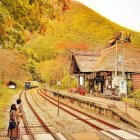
top-left (7, 104), bottom-right (18, 140)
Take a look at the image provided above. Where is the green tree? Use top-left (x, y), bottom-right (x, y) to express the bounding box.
top-left (37, 57), bottom-right (69, 87)
top-left (28, 58), bottom-right (42, 81)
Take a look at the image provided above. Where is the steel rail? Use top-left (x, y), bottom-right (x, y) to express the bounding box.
top-left (39, 89), bottom-right (140, 139)
top-left (28, 88), bottom-right (140, 140)
top-left (39, 89), bottom-right (120, 130)
top-left (38, 89), bottom-right (103, 130)
top-left (24, 90), bottom-right (58, 140)
top-left (19, 90), bottom-right (36, 140)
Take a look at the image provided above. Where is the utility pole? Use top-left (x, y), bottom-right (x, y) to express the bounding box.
top-left (121, 31), bottom-right (125, 80)
top-left (121, 31), bottom-right (127, 98)
top-left (122, 42), bottom-right (125, 80)
top-left (115, 40), bottom-right (118, 77)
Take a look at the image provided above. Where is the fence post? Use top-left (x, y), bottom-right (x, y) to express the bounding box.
top-left (134, 99), bottom-right (136, 107)
top-left (125, 102), bottom-right (127, 114)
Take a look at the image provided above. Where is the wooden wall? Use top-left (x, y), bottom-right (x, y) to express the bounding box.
top-left (132, 73), bottom-right (140, 90)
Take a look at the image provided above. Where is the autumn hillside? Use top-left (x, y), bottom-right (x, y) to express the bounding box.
top-left (0, 0), bottom-right (70, 85)
top-left (0, 48), bottom-right (31, 85)
top-left (25, 1), bottom-right (140, 61)
top-left (0, 1), bottom-right (140, 87)
top-left (24, 1), bottom-right (140, 87)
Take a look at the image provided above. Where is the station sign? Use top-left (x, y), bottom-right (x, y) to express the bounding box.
top-left (119, 80), bottom-right (127, 95)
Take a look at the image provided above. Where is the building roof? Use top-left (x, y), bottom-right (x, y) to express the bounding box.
top-left (94, 42), bottom-right (140, 72)
top-left (71, 51), bottom-right (100, 73)
top-left (7, 81), bottom-right (16, 86)
top-left (74, 55), bottom-right (97, 72)
top-left (71, 41), bottom-right (140, 74)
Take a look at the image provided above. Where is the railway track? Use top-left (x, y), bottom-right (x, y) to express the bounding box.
top-left (38, 89), bottom-right (140, 140)
top-left (38, 89), bottom-right (119, 130)
top-left (19, 90), bottom-right (64, 140)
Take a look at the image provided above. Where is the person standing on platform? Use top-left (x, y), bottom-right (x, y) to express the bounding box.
top-left (7, 104), bottom-right (18, 140)
top-left (16, 99), bottom-right (23, 124)
top-left (16, 99), bottom-right (23, 138)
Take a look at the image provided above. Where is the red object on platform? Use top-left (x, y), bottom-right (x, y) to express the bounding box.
top-left (79, 88), bottom-right (85, 95)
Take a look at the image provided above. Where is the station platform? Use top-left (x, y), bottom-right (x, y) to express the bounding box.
top-left (20, 132), bottom-right (100, 140)
top-left (22, 135), bottom-right (32, 140)
top-left (34, 134), bottom-right (54, 140)
top-left (21, 133), bottom-right (68, 140)
top-left (84, 93), bottom-right (140, 123)
top-left (100, 129), bottom-right (140, 140)
top-left (0, 137), bottom-right (9, 140)
top-left (50, 89), bottom-right (140, 128)
top-left (65, 132), bottom-right (100, 140)
top-left (0, 129), bottom-right (9, 140)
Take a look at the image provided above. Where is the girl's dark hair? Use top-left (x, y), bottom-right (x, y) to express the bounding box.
top-left (10, 104), bottom-right (17, 112)
top-left (16, 99), bottom-right (21, 104)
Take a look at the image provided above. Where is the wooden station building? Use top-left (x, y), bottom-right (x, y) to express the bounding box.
top-left (70, 33), bottom-right (140, 94)
top-left (70, 51), bottom-right (100, 92)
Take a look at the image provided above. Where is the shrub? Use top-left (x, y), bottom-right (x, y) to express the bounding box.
top-left (133, 89), bottom-right (140, 99)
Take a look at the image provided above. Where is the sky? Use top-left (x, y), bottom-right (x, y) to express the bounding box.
top-left (75, 0), bottom-right (140, 32)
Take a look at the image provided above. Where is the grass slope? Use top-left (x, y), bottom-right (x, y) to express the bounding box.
top-left (0, 86), bottom-right (21, 128)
